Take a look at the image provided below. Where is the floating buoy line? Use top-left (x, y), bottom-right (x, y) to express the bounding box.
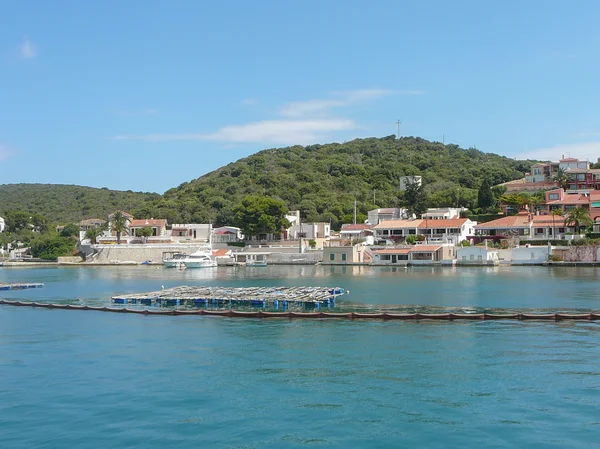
top-left (1, 299), bottom-right (600, 321)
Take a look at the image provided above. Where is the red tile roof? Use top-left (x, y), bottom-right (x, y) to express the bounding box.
top-left (416, 218), bottom-right (468, 228)
top-left (130, 219), bottom-right (167, 227)
top-left (374, 219), bottom-right (423, 229)
top-left (531, 216), bottom-right (566, 226)
top-left (373, 248), bottom-right (411, 255)
top-left (409, 245), bottom-right (443, 252)
top-left (475, 215), bottom-right (530, 229)
top-left (341, 224), bottom-right (372, 230)
top-left (212, 249), bottom-right (232, 257)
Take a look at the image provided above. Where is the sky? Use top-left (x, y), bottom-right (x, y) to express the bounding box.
top-left (2, 1), bottom-right (600, 193)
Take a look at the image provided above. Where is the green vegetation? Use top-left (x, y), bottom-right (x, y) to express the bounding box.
top-left (0, 184), bottom-right (159, 223)
top-left (232, 196), bottom-right (290, 237)
top-left (30, 232), bottom-right (77, 260)
top-left (564, 207), bottom-right (593, 234)
top-left (109, 211), bottom-right (129, 244)
top-left (1, 137), bottom-right (534, 230)
top-left (134, 136), bottom-right (532, 229)
top-left (477, 178), bottom-right (494, 211)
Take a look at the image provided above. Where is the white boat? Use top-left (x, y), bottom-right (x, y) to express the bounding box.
top-left (163, 253), bottom-right (187, 268)
top-left (182, 250), bottom-right (217, 268)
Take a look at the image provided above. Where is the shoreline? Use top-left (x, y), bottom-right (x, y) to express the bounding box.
top-left (3, 261), bottom-right (600, 268)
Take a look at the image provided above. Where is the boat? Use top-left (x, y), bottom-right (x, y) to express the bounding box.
top-left (182, 250), bottom-right (217, 268)
top-left (163, 253), bottom-right (188, 268)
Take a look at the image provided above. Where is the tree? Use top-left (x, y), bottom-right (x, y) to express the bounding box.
top-left (232, 196), bottom-right (290, 238)
top-left (110, 211), bottom-right (129, 244)
top-left (4, 210), bottom-right (31, 233)
top-left (135, 227), bottom-right (153, 242)
top-left (477, 178), bottom-right (494, 211)
top-left (564, 207), bottom-right (592, 235)
top-left (84, 227), bottom-right (104, 245)
top-left (550, 208), bottom-right (563, 239)
top-left (404, 179), bottom-right (427, 217)
top-left (60, 223), bottom-right (80, 238)
top-left (552, 168), bottom-right (568, 190)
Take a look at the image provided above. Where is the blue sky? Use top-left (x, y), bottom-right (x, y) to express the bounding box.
top-left (2, 1), bottom-right (600, 193)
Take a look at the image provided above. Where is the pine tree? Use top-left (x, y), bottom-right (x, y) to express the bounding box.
top-left (478, 178), bottom-right (494, 211)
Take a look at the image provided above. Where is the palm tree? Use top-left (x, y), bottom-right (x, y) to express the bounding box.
top-left (564, 207), bottom-right (592, 235)
top-left (552, 168), bottom-right (569, 190)
top-left (550, 208), bottom-right (563, 239)
top-left (84, 226), bottom-right (104, 245)
top-left (109, 211), bottom-right (129, 244)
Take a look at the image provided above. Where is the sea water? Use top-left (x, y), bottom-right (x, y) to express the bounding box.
top-left (1, 266), bottom-right (600, 447)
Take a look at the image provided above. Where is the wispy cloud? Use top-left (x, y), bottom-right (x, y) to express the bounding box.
top-left (241, 98), bottom-right (258, 106)
top-left (113, 87), bottom-right (419, 146)
top-left (0, 144), bottom-right (15, 161)
top-left (19, 38), bottom-right (36, 59)
top-left (114, 119), bottom-right (356, 146)
top-left (112, 108), bottom-right (158, 117)
top-left (515, 141), bottom-right (600, 162)
top-left (280, 89), bottom-right (421, 118)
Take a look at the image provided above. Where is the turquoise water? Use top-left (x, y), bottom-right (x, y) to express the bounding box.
top-left (1, 266), bottom-right (600, 447)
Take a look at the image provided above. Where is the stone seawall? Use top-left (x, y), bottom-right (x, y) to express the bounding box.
top-left (82, 245), bottom-right (208, 265)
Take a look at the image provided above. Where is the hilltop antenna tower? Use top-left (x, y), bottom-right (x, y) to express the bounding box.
top-left (396, 120), bottom-right (401, 139)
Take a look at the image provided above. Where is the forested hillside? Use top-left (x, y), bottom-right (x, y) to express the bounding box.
top-left (0, 184), bottom-right (160, 223)
top-left (131, 136), bottom-right (533, 229)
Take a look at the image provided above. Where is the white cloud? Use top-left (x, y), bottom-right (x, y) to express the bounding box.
top-left (241, 98), bottom-right (258, 106)
top-left (114, 119), bottom-right (356, 145)
top-left (19, 38), bottom-right (36, 59)
top-left (280, 88), bottom-right (422, 118)
top-left (0, 145), bottom-right (14, 161)
top-left (515, 141), bottom-right (600, 162)
top-left (113, 87), bottom-right (416, 146)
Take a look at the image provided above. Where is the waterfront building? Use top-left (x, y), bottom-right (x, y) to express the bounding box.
top-left (339, 224), bottom-right (373, 240)
top-left (129, 219), bottom-right (168, 237)
top-left (287, 222), bottom-right (330, 240)
top-left (78, 218), bottom-right (106, 231)
top-left (367, 208), bottom-right (406, 225)
top-left (170, 223), bottom-right (212, 242)
top-left (374, 218), bottom-right (476, 245)
top-left (474, 213), bottom-right (568, 240)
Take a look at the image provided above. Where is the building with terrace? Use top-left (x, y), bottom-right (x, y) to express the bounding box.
top-left (374, 218), bottom-right (476, 245)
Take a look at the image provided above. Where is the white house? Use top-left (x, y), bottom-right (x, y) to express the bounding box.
top-left (0, 216), bottom-right (5, 233)
top-left (422, 207), bottom-right (467, 220)
top-left (287, 222), bottom-right (330, 240)
top-left (374, 218), bottom-right (477, 245)
top-left (285, 210), bottom-right (301, 226)
top-left (456, 245), bottom-right (499, 266)
top-left (399, 176), bottom-right (422, 191)
top-left (367, 208), bottom-right (406, 225)
top-left (170, 224), bottom-right (212, 242)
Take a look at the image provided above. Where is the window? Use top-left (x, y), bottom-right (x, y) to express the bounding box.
top-left (409, 229), bottom-right (416, 235)
top-left (329, 253), bottom-right (335, 261)
top-left (383, 230), bottom-right (389, 235)
top-left (392, 230), bottom-right (401, 235)
top-left (470, 254), bottom-right (474, 260)
top-left (341, 253), bottom-right (347, 261)
top-left (462, 256), bottom-right (466, 261)
top-left (549, 193), bottom-right (559, 200)
top-left (577, 174), bottom-right (585, 181)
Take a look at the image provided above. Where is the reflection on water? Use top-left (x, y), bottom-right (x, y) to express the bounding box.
top-left (2, 265), bottom-right (600, 312)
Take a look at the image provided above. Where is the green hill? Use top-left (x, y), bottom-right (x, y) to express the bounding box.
top-left (0, 184), bottom-right (160, 224)
top-left (130, 136), bottom-right (533, 229)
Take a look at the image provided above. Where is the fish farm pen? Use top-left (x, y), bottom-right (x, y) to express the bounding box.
top-left (111, 286), bottom-right (345, 309)
top-left (0, 283), bottom-right (44, 290)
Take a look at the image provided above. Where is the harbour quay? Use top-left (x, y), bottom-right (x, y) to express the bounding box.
top-left (0, 283), bottom-right (44, 290)
top-left (111, 285), bottom-right (345, 309)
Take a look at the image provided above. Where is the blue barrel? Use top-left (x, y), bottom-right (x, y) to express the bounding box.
top-left (274, 299), bottom-right (279, 310)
